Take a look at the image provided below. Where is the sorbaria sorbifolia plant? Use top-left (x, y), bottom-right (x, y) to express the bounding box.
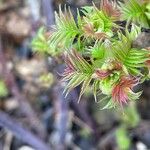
top-left (32, 0), bottom-right (150, 109)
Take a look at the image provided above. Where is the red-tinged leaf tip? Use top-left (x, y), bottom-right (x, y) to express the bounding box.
top-left (62, 52), bottom-right (76, 78)
top-left (112, 77), bottom-right (139, 106)
top-left (95, 32), bottom-right (108, 40)
top-left (95, 69), bottom-right (111, 79)
top-left (83, 23), bottom-right (108, 40)
top-left (101, 0), bottom-right (121, 21)
top-left (62, 49), bottom-right (93, 102)
top-left (95, 61), bottom-right (122, 79)
top-left (83, 23), bottom-right (95, 38)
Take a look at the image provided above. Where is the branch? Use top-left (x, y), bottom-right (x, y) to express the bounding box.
top-left (42, 0), bottom-right (54, 27)
top-left (53, 83), bottom-right (69, 150)
top-left (0, 110), bottom-right (50, 150)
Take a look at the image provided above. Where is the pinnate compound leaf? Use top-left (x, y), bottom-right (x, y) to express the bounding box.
top-left (63, 50), bottom-right (94, 101)
top-left (119, 0), bottom-right (150, 28)
top-left (112, 31), bottom-right (149, 75)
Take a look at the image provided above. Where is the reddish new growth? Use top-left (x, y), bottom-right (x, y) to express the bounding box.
top-left (83, 23), bottom-right (108, 40)
top-left (100, 0), bottom-right (121, 20)
top-left (95, 70), bottom-right (111, 79)
top-left (63, 54), bottom-right (75, 77)
top-left (95, 61), bottom-right (122, 79)
top-left (62, 49), bottom-right (92, 79)
top-left (112, 77), bottom-right (138, 106)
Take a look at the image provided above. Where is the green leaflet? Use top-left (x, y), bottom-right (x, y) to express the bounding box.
top-left (112, 30), bottom-right (149, 75)
top-left (64, 74), bottom-right (85, 97)
top-left (78, 75), bottom-right (92, 103)
top-left (146, 2), bottom-right (150, 19)
top-left (119, 0), bottom-right (150, 28)
top-left (32, 27), bottom-right (49, 54)
top-left (32, 27), bottom-right (62, 56)
top-left (128, 91), bottom-right (143, 101)
top-left (89, 40), bottom-right (112, 68)
top-left (125, 24), bottom-right (141, 41)
top-left (124, 49), bottom-right (149, 75)
top-left (82, 4), bottom-right (117, 38)
top-left (91, 41), bottom-right (105, 59)
top-left (49, 6), bottom-right (80, 49)
top-left (81, 6), bottom-right (93, 15)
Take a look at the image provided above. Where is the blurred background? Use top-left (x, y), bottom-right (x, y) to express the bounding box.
top-left (0, 0), bottom-right (150, 150)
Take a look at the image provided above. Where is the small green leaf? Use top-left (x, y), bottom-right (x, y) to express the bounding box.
top-left (91, 42), bottom-right (105, 59)
top-left (116, 127), bottom-right (131, 150)
top-left (0, 80), bottom-right (8, 98)
top-left (32, 27), bottom-right (49, 54)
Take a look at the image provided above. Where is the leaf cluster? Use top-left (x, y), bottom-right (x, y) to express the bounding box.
top-left (32, 0), bottom-right (150, 109)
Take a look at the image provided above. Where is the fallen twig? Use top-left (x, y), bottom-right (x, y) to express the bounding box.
top-left (0, 110), bottom-right (50, 150)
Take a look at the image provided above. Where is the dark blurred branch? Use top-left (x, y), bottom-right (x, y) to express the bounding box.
top-left (0, 110), bottom-right (50, 150)
top-left (53, 83), bottom-right (69, 150)
top-left (0, 36), bottom-right (46, 139)
top-left (42, 0), bottom-right (69, 148)
top-left (70, 90), bottom-right (98, 134)
top-left (42, 0), bottom-right (54, 27)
